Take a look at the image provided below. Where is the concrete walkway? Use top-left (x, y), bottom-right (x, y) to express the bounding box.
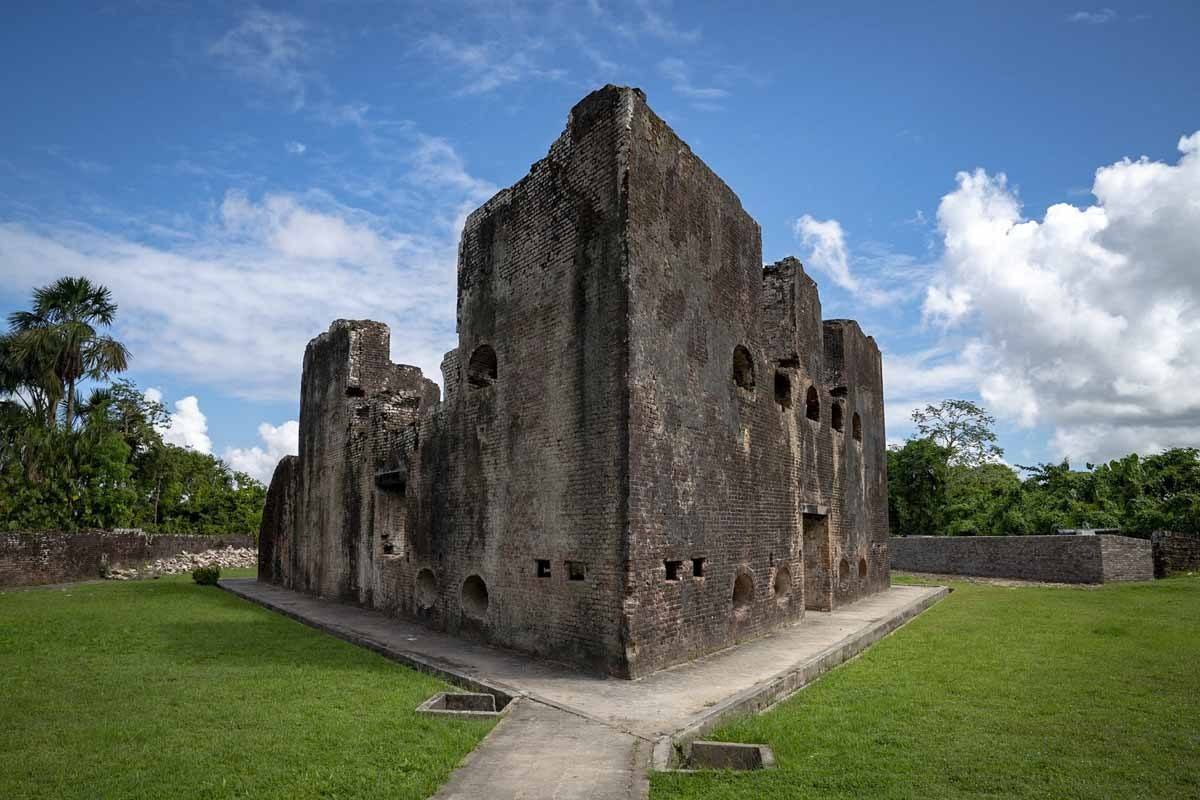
top-left (432, 700), bottom-right (650, 800)
top-left (221, 579), bottom-right (946, 798)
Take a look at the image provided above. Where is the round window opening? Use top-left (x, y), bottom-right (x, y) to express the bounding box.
top-left (415, 568), bottom-right (438, 611)
top-left (461, 574), bottom-right (489, 620)
top-left (732, 571), bottom-right (754, 610)
top-left (858, 558), bottom-right (868, 579)
top-left (773, 565), bottom-right (791, 601)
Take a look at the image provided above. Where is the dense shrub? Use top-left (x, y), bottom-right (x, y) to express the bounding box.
top-left (0, 378), bottom-right (266, 533)
top-left (192, 565), bottom-right (220, 585)
top-left (889, 439), bottom-right (1200, 538)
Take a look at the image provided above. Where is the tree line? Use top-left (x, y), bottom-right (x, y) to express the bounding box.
top-left (889, 400), bottom-right (1200, 537)
top-left (0, 277), bottom-right (264, 533)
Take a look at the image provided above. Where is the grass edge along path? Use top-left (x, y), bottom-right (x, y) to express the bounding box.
top-left (651, 574), bottom-right (1200, 800)
top-left (0, 569), bottom-right (495, 800)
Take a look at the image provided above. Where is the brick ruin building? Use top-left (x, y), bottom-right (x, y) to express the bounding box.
top-left (259, 85), bottom-right (890, 679)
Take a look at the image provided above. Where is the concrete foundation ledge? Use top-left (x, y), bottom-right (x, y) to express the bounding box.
top-left (653, 584), bottom-right (949, 770)
top-left (218, 579), bottom-right (517, 709)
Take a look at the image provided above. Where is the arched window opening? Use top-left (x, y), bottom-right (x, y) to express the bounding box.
top-left (832, 402), bottom-right (845, 432)
top-left (839, 558), bottom-right (850, 583)
top-left (416, 569), bottom-right (438, 611)
top-left (732, 571), bottom-right (754, 610)
top-left (773, 565), bottom-right (792, 601)
top-left (852, 412), bottom-right (863, 442)
top-left (774, 371), bottom-right (791, 409)
top-left (467, 344), bottom-right (497, 389)
top-left (858, 558), bottom-right (868, 578)
top-left (805, 386), bottom-right (820, 422)
top-left (462, 575), bottom-right (489, 619)
top-left (733, 346), bottom-right (755, 392)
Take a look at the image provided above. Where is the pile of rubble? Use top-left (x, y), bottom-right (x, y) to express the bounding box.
top-left (103, 546), bottom-right (257, 580)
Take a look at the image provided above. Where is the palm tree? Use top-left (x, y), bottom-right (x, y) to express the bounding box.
top-left (6, 277), bottom-right (130, 429)
top-left (76, 386), bottom-right (115, 425)
top-left (0, 331), bottom-right (58, 425)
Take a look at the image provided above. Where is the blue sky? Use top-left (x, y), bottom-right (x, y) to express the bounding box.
top-left (2, 1), bottom-right (1198, 480)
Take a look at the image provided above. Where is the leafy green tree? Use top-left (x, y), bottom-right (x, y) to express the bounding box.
top-left (0, 420), bottom-right (135, 529)
top-left (1112, 448), bottom-right (1200, 536)
top-left (889, 399), bottom-right (1200, 539)
top-left (911, 399), bottom-right (1004, 467)
top-left (0, 277), bottom-right (265, 534)
top-left (1012, 460), bottom-right (1119, 534)
top-left (103, 379), bottom-right (169, 452)
top-left (0, 333), bottom-right (58, 426)
top-left (5, 276), bottom-right (130, 430)
top-left (887, 437), bottom-right (951, 535)
top-left (943, 462), bottom-right (1023, 536)
top-left (151, 445), bottom-right (264, 534)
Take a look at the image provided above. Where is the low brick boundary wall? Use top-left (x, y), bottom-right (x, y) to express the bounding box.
top-left (0, 530), bottom-right (255, 588)
top-left (889, 534), bottom-right (1153, 584)
top-left (1151, 532), bottom-right (1200, 577)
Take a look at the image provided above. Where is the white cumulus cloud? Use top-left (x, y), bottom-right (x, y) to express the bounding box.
top-left (922, 130), bottom-right (1200, 462)
top-left (790, 215), bottom-right (923, 308)
top-left (793, 215), bottom-right (857, 292)
top-left (0, 182), bottom-right (481, 401)
top-left (224, 420), bottom-right (299, 483)
top-left (144, 388), bottom-right (213, 454)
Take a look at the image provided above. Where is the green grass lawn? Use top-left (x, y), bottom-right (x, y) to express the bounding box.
top-left (653, 574), bottom-right (1200, 800)
top-left (0, 569), bottom-right (495, 800)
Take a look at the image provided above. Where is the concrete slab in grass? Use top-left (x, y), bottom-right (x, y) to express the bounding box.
top-left (669, 740), bottom-right (777, 772)
top-left (418, 692), bottom-right (510, 719)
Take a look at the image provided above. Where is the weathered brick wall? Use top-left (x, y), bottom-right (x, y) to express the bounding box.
top-left (1151, 532), bottom-right (1200, 577)
top-left (258, 456), bottom-right (299, 585)
top-left (262, 320), bottom-right (437, 605)
top-left (410, 84), bottom-right (632, 674)
top-left (1099, 535), bottom-right (1154, 582)
top-left (1, 530), bottom-right (254, 588)
top-left (889, 535), bottom-right (1153, 583)
top-left (259, 85), bottom-right (892, 679)
top-left (621, 98), bottom-right (889, 676)
top-left (623, 94), bottom-right (799, 673)
top-left (263, 88), bottom-right (633, 675)
top-left (822, 319), bottom-right (890, 608)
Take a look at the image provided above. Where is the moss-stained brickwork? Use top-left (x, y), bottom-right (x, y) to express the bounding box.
top-left (260, 86), bottom-right (889, 677)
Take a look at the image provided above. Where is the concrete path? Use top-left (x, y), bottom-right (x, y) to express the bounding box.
top-left (221, 579), bottom-right (946, 798)
top-left (431, 701), bottom-right (649, 800)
